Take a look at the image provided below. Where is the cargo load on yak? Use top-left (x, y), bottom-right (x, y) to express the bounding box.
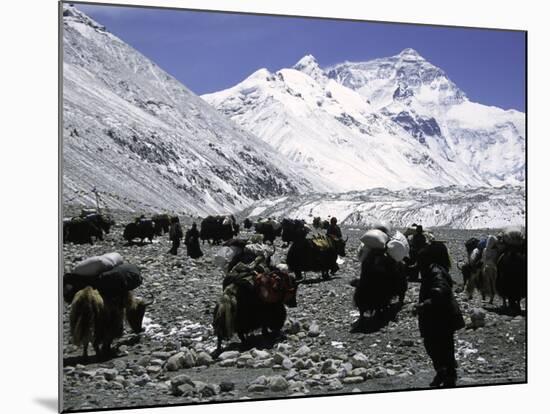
top-left (63, 253), bottom-right (142, 303)
top-left (500, 226), bottom-right (525, 247)
top-left (311, 235), bottom-right (332, 251)
top-left (357, 228), bottom-right (409, 264)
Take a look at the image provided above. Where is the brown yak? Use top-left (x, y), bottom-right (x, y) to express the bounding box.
top-left (69, 287), bottom-right (153, 358)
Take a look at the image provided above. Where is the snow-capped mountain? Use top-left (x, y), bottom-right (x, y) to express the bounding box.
top-left (241, 185), bottom-right (526, 230)
top-left (62, 5), bottom-right (314, 215)
top-left (203, 50), bottom-right (525, 191)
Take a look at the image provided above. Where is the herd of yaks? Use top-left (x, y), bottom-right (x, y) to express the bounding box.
top-left (63, 210), bottom-right (526, 361)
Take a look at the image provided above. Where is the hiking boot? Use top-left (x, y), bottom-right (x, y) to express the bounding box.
top-left (442, 369), bottom-right (457, 387)
top-left (429, 369), bottom-right (445, 387)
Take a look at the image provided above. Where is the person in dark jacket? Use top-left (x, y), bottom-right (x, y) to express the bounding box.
top-left (184, 223), bottom-right (203, 259)
top-left (407, 224), bottom-right (428, 282)
top-left (415, 242), bottom-right (465, 387)
top-left (326, 217), bottom-right (342, 239)
top-left (168, 216), bottom-right (183, 255)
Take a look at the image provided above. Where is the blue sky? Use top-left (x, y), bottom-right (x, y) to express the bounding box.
top-left (76, 3), bottom-right (526, 111)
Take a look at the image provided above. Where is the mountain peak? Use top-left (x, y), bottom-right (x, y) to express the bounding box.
top-left (397, 48), bottom-right (425, 60)
top-left (293, 54), bottom-right (327, 83)
top-left (294, 54), bottom-right (319, 70)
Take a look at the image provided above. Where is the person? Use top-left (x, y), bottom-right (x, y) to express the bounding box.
top-left (414, 242), bottom-right (465, 388)
top-left (185, 223), bottom-right (203, 259)
top-left (168, 216), bottom-right (183, 255)
top-left (326, 217), bottom-right (342, 239)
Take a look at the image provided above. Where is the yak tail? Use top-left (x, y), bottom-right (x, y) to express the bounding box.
top-left (70, 287), bottom-right (103, 347)
top-left (213, 285), bottom-right (238, 340)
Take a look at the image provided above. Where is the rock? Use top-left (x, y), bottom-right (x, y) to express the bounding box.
top-left (166, 349), bottom-right (196, 371)
top-left (308, 322), bottom-right (320, 337)
top-left (470, 308), bottom-right (486, 328)
top-left (146, 366), bottom-right (162, 375)
top-left (251, 375), bottom-right (268, 386)
top-left (247, 383), bottom-right (267, 392)
top-left (218, 350), bottom-right (240, 360)
top-left (351, 353), bottom-right (369, 368)
top-left (328, 379), bottom-right (343, 391)
top-left (342, 376), bottom-right (365, 384)
top-left (285, 369), bottom-right (298, 380)
top-left (220, 381), bottom-right (235, 392)
top-left (294, 345), bottom-right (311, 358)
top-left (386, 368), bottom-right (396, 376)
top-left (351, 368), bottom-right (367, 378)
top-left (268, 375), bottom-right (289, 391)
top-left (286, 320), bottom-right (301, 334)
top-left (196, 352), bottom-right (213, 366)
top-left (274, 343), bottom-right (290, 353)
top-left (137, 355), bottom-right (151, 367)
top-left (134, 374), bottom-right (151, 386)
top-left (251, 349), bottom-right (270, 359)
top-left (130, 365), bottom-right (147, 375)
top-left (273, 353), bottom-right (286, 364)
top-left (310, 352), bottom-right (321, 362)
top-left (174, 383), bottom-right (195, 397)
top-left (171, 374), bottom-right (193, 392)
top-left (111, 382), bottom-right (124, 390)
top-left (152, 351), bottom-right (172, 360)
top-left (282, 358), bottom-right (293, 370)
top-left (101, 368), bottom-right (118, 381)
top-left (219, 358), bottom-right (237, 367)
top-left (322, 359), bottom-right (337, 374)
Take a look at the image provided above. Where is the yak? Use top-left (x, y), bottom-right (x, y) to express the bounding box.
top-left (213, 271), bottom-right (297, 354)
top-left (200, 215), bottom-right (239, 244)
top-left (243, 218), bottom-right (253, 230)
top-left (286, 235), bottom-right (346, 280)
top-left (152, 214), bottom-right (171, 235)
top-left (352, 250), bottom-right (407, 321)
top-left (63, 217), bottom-right (104, 245)
top-left (254, 220), bottom-right (282, 244)
top-left (496, 245), bottom-right (526, 312)
top-left (70, 287), bottom-right (154, 358)
top-left (281, 219), bottom-right (309, 245)
top-left (123, 219), bottom-right (155, 244)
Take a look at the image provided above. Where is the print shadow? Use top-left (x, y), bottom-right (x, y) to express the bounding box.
top-left (350, 302), bottom-right (404, 334)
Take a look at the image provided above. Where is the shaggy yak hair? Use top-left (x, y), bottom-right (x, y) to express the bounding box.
top-left (70, 287), bottom-right (152, 358)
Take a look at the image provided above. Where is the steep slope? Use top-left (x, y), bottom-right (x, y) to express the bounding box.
top-left (240, 186), bottom-right (526, 230)
top-left (203, 50), bottom-right (525, 191)
top-left (62, 5), bottom-right (313, 214)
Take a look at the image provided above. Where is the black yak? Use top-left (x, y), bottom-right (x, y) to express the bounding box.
top-left (69, 287), bottom-right (153, 358)
top-left (200, 215), bottom-right (238, 244)
top-left (213, 271), bottom-right (297, 354)
top-left (243, 218), bottom-right (253, 229)
top-left (286, 235), bottom-right (346, 280)
top-left (63, 217), bottom-right (103, 245)
top-left (254, 220), bottom-right (282, 244)
top-left (353, 249), bottom-right (407, 321)
top-left (152, 214), bottom-right (171, 235)
top-left (281, 219), bottom-right (309, 245)
top-left (496, 246), bottom-right (526, 312)
top-left (123, 219), bottom-right (155, 244)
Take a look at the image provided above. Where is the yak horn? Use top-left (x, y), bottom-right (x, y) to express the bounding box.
top-left (143, 292), bottom-right (156, 307)
top-left (345, 236), bottom-right (349, 242)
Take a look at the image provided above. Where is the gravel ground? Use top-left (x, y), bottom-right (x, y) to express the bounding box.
top-left (61, 210), bottom-right (526, 412)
